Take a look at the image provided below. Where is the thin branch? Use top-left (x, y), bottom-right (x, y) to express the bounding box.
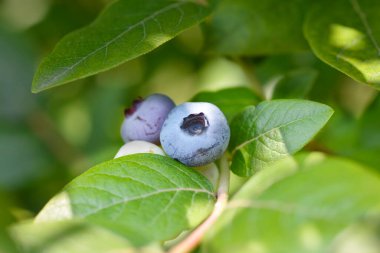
top-left (168, 154), bottom-right (230, 253)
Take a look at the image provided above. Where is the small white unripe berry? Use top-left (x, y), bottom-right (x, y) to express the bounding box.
top-left (114, 140), bottom-right (165, 158)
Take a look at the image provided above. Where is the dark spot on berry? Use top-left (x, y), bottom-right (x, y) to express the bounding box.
top-left (181, 112), bottom-right (209, 135)
top-left (124, 97), bottom-right (143, 117)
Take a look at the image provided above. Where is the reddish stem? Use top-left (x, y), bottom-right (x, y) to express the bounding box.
top-left (168, 155), bottom-right (230, 253)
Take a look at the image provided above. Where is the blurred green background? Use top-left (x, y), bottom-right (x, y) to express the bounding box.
top-left (0, 0), bottom-right (379, 233)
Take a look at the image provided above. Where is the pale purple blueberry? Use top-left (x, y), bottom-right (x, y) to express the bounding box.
top-left (160, 102), bottom-right (230, 166)
top-left (121, 94), bottom-right (175, 144)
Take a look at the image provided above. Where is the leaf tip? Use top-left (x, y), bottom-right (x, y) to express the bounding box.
top-left (31, 72), bottom-right (61, 93)
top-left (31, 74), bottom-right (47, 93)
top-left (325, 105), bottom-right (335, 118)
top-left (31, 85), bottom-right (41, 94)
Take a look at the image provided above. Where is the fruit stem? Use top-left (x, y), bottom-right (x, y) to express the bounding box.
top-left (168, 154), bottom-right (230, 253)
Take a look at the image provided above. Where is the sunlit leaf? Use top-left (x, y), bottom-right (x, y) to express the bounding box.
top-left (202, 154), bottom-right (380, 253)
top-left (305, 0), bottom-right (380, 88)
top-left (32, 0), bottom-right (215, 92)
top-left (36, 154), bottom-right (215, 246)
top-left (229, 100), bottom-right (333, 176)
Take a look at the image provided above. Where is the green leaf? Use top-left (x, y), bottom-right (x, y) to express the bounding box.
top-left (205, 0), bottom-right (310, 55)
top-left (191, 87), bottom-right (261, 122)
top-left (272, 68), bottom-right (318, 99)
top-left (35, 154), bottom-right (215, 246)
top-left (255, 54), bottom-right (315, 85)
top-left (202, 154), bottom-right (380, 253)
top-left (304, 0), bottom-right (380, 88)
top-left (229, 100), bottom-right (333, 177)
top-left (254, 52), bottom-right (344, 103)
top-left (317, 96), bottom-right (380, 171)
top-left (32, 0), bottom-right (214, 92)
top-left (11, 220), bottom-right (158, 253)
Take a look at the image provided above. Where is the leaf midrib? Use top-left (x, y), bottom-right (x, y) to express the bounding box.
top-left (231, 111), bottom-right (328, 155)
top-left (350, 0), bottom-right (380, 56)
top-left (79, 187), bottom-right (215, 217)
top-left (41, 1), bottom-right (187, 87)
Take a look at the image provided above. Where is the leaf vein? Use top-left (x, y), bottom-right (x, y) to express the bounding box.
top-left (45, 1), bottom-right (186, 85)
top-left (149, 191), bottom-right (180, 225)
top-left (232, 111), bottom-right (327, 155)
top-left (256, 136), bottom-right (287, 156)
top-left (71, 185), bottom-right (123, 199)
top-left (83, 188), bottom-right (214, 217)
top-left (85, 171), bottom-right (158, 190)
top-left (350, 0), bottom-right (380, 56)
top-left (117, 160), bottom-right (180, 187)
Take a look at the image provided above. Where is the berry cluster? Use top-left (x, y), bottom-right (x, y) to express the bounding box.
top-left (117, 93), bottom-right (230, 169)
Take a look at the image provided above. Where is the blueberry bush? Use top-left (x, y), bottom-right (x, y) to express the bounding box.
top-left (1, 0), bottom-right (380, 252)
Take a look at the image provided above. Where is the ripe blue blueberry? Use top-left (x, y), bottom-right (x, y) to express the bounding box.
top-left (160, 102), bottom-right (230, 166)
top-left (121, 94), bottom-right (175, 144)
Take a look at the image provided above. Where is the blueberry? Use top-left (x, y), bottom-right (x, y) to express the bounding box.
top-left (160, 102), bottom-right (230, 166)
top-left (121, 94), bottom-right (175, 143)
top-left (114, 140), bottom-right (165, 158)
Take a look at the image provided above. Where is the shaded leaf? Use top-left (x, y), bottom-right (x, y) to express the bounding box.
top-left (304, 0), bottom-right (380, 88)
top-left (255, 54), bottom-right (315, 85)
top-left (32, 0), bottom-right (214, 92)
top-left (317, 96), bottom-right (380, 171)
top-left (272, 68), bottom-right (318, 99)
top-left (229, 100), bottom-right (333, 176)
top-left (191, 87), bottom-right (261, 122)
top-left (254, 53), bottom-right (344, 103)
top-left (202, 154), bottom-right (380, 253)
top-left (36, 154), bottom-right (215, 246)
top-left (205, 0), bottom-right (310, 55)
